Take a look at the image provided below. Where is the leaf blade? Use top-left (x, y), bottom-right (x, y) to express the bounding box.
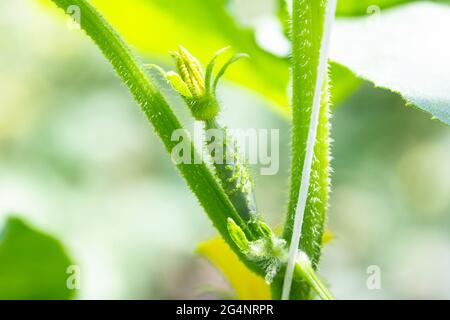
top-left (90, 0), bottom-right (291, 115)
top-left (0, 216), bottom-right (74, 299)
top-left (331, 2), bottom-right (450, 125)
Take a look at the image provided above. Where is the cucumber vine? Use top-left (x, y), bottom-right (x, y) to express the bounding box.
top-left (49, 0), bottom-right (335, 300)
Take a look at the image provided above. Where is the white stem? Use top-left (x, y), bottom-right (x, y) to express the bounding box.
top-left (281, 0), bottom-right (337, 300)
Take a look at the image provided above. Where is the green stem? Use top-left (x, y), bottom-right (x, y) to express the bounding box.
top-left (48, 0), bottom-right (262, 275)
top-left (274, 0), bottom-right (333, 299)
top-left (294, 252), bottom-right (335, 300)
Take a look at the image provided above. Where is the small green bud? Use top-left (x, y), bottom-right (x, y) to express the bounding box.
top-left (226, 218), bottom-right (288, 284)
top-left (178, 46), bottom-right (205, 93)
top-left (256, 221), bottom-right (274, 240)
top-left (227, 218), bottom-right (250, 253)
top-left (171, 46), bottom-right (205, 97)
top-left (166, 46), bottom-right (248, 121)
top-left (166, 71), bottom-right (193, 98)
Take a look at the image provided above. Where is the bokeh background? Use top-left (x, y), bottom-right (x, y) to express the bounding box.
top-left (1, 0), bottom-right (449, 299)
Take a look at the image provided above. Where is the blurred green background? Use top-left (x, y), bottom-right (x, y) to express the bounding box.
top-left (0, 0), bottom-right (449, 299)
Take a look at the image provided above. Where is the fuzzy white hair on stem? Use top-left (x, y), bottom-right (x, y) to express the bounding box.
top-left (281, 0), bottom-right (337, 300)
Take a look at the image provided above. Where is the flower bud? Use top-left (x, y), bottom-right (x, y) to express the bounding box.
top-left (227, 218), bottom-right (250, 253)
top-left (166, 46), bottom-right (247, 121)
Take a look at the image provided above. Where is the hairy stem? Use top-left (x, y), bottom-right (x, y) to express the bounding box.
top-left (294, 252), bottom-right (335, 300)
top-left (49, 0), bottom-right (263, 275)
top-left (274, 0), bottom-right (334, 299)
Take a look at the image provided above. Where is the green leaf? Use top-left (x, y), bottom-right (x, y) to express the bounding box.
top-left (47, 0), bottom-right (264, 276)
top-left (44, 0), bottom-right (360, 115)
top-left (331, 2), bottom-right (450, 125)
top-left (88, 0), bottom-right (290, 115)
top-left (337, 0), bottom-right (416, 16)
top-left (337, 0), bottom-right (450, 16)
top-left (277, 0), bottom-right (291, 38)
top-left (0, 216), bottom-right (74, 299)
top-left (330, 62), bottom-right (362, 106)
top-left (278, 0), bottom-right (423, 20)
top-left (44, 0), bottom-right (450, 119)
